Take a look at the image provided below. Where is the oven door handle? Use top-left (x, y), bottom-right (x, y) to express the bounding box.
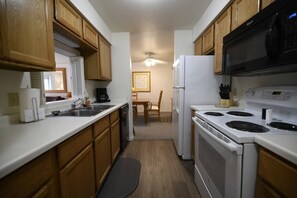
top-left (192, 118), bottom-right (241, 155)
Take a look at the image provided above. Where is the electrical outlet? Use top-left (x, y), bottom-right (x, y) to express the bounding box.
top-left (7, 93), bottom-right (19, 106)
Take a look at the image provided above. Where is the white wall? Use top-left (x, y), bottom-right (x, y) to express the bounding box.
top-left (174, 30), bottom-right (194, 61)
top-left (132, 63), bottom-right (173, 112)
top-left (192, 0), bottom-right (230, 41)
top-left (70, 0), bottom-right (112, 42)
top-left (108, 32), bottom-right (134, 139)
top-left (0, 70), bottom-right (30, 116)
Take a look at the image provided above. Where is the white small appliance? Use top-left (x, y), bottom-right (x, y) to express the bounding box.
top-left (19, 88), bottom-right (45, 123)
top-left (192, 86), bottom-right (297, 198)
top-left (172, 55), bottom-right (228, 159)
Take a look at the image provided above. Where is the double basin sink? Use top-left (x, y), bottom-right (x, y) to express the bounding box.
top-left (51, 105), bottom-right (115, 117)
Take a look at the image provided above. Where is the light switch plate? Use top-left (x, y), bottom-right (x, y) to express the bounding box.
top-left (7, 93), bottom-right (19, 106)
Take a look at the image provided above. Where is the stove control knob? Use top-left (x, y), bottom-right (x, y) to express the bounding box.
top-left (245, 89), bottom-right (255, 97)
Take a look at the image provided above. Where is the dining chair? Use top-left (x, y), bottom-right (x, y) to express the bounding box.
top-left (132, 91), bottom-right (138, 117)
top-left (147, 90), bottom-right (163, 120)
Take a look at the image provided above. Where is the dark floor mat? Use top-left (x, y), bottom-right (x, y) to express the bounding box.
top-left (97, 157), bottom-right (141, 198)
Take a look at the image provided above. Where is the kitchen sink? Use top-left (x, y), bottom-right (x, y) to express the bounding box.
top-left (50, 105), bottom-right (115, 117)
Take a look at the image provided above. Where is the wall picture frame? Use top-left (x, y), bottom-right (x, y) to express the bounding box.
top-left (132, 71), bottom-right (151, 92)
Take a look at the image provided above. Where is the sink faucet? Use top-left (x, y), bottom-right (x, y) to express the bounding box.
top-left (71, 98), bottom-right (84, 109)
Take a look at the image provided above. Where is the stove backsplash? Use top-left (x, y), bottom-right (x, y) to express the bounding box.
top-left (231, 72), bottom-right (297, 105)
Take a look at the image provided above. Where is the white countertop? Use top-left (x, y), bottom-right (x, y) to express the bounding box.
top-left (190, 104), bottom-right (243, 111)
top-left (0, 100), bottom-right (127, 179)
top-left (255, 134), bottom-right (297, 165)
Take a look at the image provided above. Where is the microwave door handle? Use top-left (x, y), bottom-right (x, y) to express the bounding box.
top-left (265, 13), bottom-right (280, 60)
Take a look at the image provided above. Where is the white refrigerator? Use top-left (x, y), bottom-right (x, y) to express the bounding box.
top-left (172, 55), bottom-right (227, 159)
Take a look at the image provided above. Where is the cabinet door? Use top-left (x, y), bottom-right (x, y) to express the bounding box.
top-left (256, 179), bottom-right (282, 198)
top-left (94, 128), bottom-right (111, 190)
top-left (0, 149), bottom-right (59, 197)
top-left (83, 20), bottom-right (98, 48)
top-left (194, 38), bottom-right (202, 55)
top-left (231, 0), bottom-right (259, 31)
top-left (214, 8), bottom-right (231, 74)
top-left (261, 0), bottom-right (274, 10)
top-left (54, 0), bottom-right (82, 37)
top-left (0, 0), bottom-right (55, 70)
top-left (59, 144), bottom-right (95, 198)
top-left (99, 37), bottom-right (112, 80)
top-left (110, 119), bottom-right (120, 163)
top-left (202, 25), bottom-right (215, 54)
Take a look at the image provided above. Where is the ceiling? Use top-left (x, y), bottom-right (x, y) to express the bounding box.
top-left (89, 0), bottom-right (212, 64)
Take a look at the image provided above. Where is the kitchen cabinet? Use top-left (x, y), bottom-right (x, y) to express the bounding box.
top-left (99, 36), bottom-right (112, 80)
top-left (256, 148), bottom-right (297, 198)
top-left (261, 0), bottom-right (274, 10)
top-left (93, 116), bottom-right (112, 190)
top-left (0, 0), bottom-right (55, 71)
top-left (54, 0), bottom-right (82, 37)
top-left (84, 36), bottom-right (112, 80)
top-left (83, 20), bottom-right (99, 48)
top-left (0, 149), bottom-right (59, 197)
top-left (110, 110), bottom-right (120, 163)
top-left (194, 38), bottom-right (203, 55)
top-left (57, 126), bottom-right (95, 198)
top-left (231, 0), bottom-right (260, 31)
top-left (202, 25), bottom-right (215, 54)
top-left (214, 8), bottom-right (231, 74)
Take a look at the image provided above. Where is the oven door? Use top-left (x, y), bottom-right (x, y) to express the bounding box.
top-left (193, 117), bottom-right (243, 198)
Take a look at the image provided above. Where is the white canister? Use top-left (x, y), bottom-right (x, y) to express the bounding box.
top-left (19, 88), bottom-right (43, 122)
top-left (265, 109), bottom-right (273, 123)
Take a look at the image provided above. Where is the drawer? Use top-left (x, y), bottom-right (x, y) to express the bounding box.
top-left (57, 126), bottom-right (93, 168)
top-left (0, 149), bottom-right (59, 197)
top-left (93, 115), bottom-right (110, 138)
top-left (258, 148), bottom-right (297, 197)
top-left (110, 110), bottom-right (119, 124)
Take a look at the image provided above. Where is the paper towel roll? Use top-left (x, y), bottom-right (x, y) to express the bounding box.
top-left (19, 88), bottom-right (40, 122)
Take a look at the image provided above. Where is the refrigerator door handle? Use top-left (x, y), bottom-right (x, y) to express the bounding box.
top-left (173, 86), bottom-right (185, 89)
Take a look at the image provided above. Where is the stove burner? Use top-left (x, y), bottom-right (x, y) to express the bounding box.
top-left (226, 111), bottom-right (254, 117)
top-left (226, 121), bottom-right (269, 133)
top-left (204, 112), bottom-right (224, 116)
top-left (268, 122), bottom-right (297, 132)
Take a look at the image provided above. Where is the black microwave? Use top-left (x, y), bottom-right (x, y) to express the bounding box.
top-left (223, 0), bottom-right (297, 76)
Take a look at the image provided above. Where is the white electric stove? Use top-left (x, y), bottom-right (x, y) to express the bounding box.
top-left (193, 86), bottom-right (297, 198)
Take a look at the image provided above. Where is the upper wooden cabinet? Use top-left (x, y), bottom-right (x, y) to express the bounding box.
top-left (231, 0), bottom-right (260, 31)
top-left (54, 0), bottom-right (82, 37)
top-left (261, 0), bottom-right (274, 10)
top-left (0, 0), bottom-right (55, 71)
top-left (84, 36), bottom-right (112, 80)
top-left (99, 37), bottom-right (112, 80)
top-left (214, 8), bottom-right (231, 74)
top-left (202, 25), bottom-right (215, 54)
top-left (83, 20), bottom-right (99, 48)
top-left (194, 38), bottom-right (203, 55)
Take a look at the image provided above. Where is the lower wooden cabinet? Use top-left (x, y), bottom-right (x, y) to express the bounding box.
top-left (0, 149), bottom-right (59, 198)
top-left (256, 148), bottom-right (297, 198)
top-left (94, 128), bottom-right (111, 189)
top-left (0, 110), bottom-right (122, 197)
top-left (59, 144), bottom-right (95, 198)
top-left (111, 119), bottom-right (120, 163)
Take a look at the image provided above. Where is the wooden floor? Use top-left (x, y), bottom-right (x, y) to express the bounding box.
top-left (121, 140), bottom-right (201, 198)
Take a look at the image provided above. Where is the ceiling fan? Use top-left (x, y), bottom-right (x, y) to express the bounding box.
top-left (142, 52), bottom-right (167, 67)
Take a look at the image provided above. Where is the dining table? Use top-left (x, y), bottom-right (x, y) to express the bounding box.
top-left (132, 98), bottom-right (150, 123)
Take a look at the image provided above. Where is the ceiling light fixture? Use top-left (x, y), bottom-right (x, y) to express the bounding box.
top-left (144, 52), bottom-right (156, 67)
